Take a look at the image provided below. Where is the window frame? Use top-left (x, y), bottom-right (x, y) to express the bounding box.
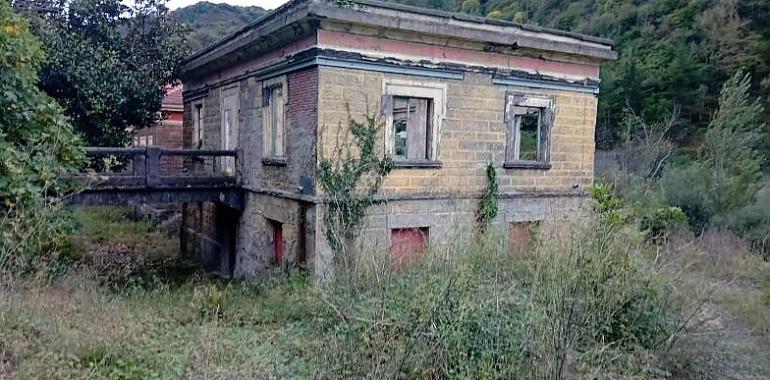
top-left (261, 76), bottom-right (287, 164)
top-left (219, 85), bottom-right (240, 175)
top-left (382, 79), bottom-right (446, 168)
top-left (503, 92), bottom-right (555, 170)
top-left (191, 100), bottom-right (205, 149)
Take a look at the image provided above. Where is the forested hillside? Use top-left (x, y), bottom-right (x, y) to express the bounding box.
top-left (393, 0), bottom-right (770, 147)
top-left (175, 0), bottom-right (769, 147)
top-left (170, 1), bottom-right (266, 53)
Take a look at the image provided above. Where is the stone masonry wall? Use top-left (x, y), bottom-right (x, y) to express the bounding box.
top-left (314, 66), bottom-right (598, 274)
top-left (317, 67), bottom-right (597, 198)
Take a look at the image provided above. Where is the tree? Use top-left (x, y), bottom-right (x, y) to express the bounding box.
top-left (14, 0), bottom-right (190, 146)
top-left (661, 71), bottom-right (765, 230)
top-left (0, 1), bottom-right (84, 273)
top-left (697, 70), bottom-right (765, 216)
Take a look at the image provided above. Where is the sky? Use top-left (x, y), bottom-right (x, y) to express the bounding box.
top-left (166, 0), bottom-right (288, 11)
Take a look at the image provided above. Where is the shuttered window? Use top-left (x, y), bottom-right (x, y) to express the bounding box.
top-left (192, 101), bottom-right (204, 148)
top-left (390, 227), bottom-right (429, 267)
top-left (262, 78), bottom-right (286, 159)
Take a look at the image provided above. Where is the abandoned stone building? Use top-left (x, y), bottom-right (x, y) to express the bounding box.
top-left (179, 0), bottom-right (617, 279)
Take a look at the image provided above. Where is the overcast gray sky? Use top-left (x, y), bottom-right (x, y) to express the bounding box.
top-left (166, 0), bottom-right (288, 11)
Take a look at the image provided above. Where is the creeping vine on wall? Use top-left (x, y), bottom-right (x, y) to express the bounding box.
top-left (476, 162), bottom-right (499, 231)
top-left (318, 114), bottom-right (393, 258)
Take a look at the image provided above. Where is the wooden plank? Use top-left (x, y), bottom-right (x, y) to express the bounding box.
top-left (407, 98), bottom-right (428, 160)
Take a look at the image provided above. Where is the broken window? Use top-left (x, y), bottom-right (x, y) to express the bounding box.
top-left (392, 96), bottom-right (433, 160)
top-left (382, 80), bottom-right (446, 164)
top-left (390, 227), bottom-right (429, 267)
top-left (192, 101), bottom-right (204, 148)
top-left (262, 79), bottom-right (285, 159)
top-left (505, 93), bottom-right (554, 166)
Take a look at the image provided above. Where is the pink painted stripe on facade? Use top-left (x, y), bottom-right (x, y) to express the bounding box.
top-left (317, 29), bottom-right (600, 79)
top-left (189, 34), bottom-right (318, 88)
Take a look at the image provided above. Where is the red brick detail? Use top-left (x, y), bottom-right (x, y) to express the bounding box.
top-left (287, 67), bottom-right (319, 132)
top-left (188, 35), bottom-right (317, 88)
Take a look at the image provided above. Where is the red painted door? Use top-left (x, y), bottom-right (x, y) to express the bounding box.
top-left (391, 228), bottom-right (427, 267)
top-left (274, 224), bottom-right (283, 266)
top-left (509, 222), bottom-right (531, 256)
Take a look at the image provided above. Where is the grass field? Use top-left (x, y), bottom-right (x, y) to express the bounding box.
top-left (1, 207), bottom-right (769, 379)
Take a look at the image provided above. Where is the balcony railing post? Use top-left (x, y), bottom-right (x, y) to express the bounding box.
top-left (146, 147), bottom-right (161, 187)
top-left (133, 147), bottom-right (146, 177)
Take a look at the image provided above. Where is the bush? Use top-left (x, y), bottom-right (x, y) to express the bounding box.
top-left (728, 184), bottom-right (770, 257)
top-left (660, 164), bottom-right (712, 232)
top-left (318, 219), bottom-right (674, 379)
top-left (0, 2), bottom-right (84, 276)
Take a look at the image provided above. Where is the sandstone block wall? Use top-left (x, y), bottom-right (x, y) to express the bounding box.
top-left (317, 68), bottom-right (597, 197)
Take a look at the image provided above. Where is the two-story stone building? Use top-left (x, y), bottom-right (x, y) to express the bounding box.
top-left (179, 0), bottom-right (616, 279)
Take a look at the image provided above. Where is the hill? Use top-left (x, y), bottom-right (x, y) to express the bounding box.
top-left (171, 0), bottom-right (769, 147)
top-left (171, 1), bottom-right (267, 53)
top-left (390, 0), bottom-right (770, 146)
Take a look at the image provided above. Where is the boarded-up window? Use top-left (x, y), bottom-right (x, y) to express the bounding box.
top-left (509, 222), bottom-right (538, 255)
top-left (220, 87), bottom-right (239, 174)
top-left (269, 219), bottom-right (283, 266)
top-left (390, 227), bottom-right (429, 266)
top-left (505, 93), bottom-right (554, 164)
top-left (192, 101), bottom-right (205, 148)
top-left (262, 79), bottom-right (285, 158)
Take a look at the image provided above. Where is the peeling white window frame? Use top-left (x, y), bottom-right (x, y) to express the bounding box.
top-left (220, 85), bottom-right (240, 174)
top-left (191, 99), bottom-right (205, 149)
top-left (261, 75), bottom-right (288, 160)
top-left (504, 92), bottom-right (555, 169)
top-left (382, 79), bottom-right (446, 164)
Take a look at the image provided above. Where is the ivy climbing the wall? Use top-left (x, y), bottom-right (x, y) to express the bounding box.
top-left (318, 114), bottom-right (393, 262)
top-left (476, 162), bottom-right (499, 232)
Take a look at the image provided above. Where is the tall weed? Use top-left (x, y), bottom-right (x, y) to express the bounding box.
top-left (318, 218), bottom-right (673, 379)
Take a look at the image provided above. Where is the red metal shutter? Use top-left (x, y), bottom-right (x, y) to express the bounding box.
top-left (390, 228), bottom-right (427, 267)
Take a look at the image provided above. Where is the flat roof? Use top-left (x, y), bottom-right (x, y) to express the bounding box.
top-left (183, 0), bottom-right (616, 76)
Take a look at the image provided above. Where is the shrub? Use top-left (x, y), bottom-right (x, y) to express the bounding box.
top-left (318, 219), bottom-right (674, 379)
top-left (660, 164), bottom-right (712, 232)
top-left (727, 184), bottom-right (770, 257)
top-left (0, 2), bottom-right (84, 276)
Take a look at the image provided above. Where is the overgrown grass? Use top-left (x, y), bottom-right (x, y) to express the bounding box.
top-left (1, 207), bottom-right (768, 379)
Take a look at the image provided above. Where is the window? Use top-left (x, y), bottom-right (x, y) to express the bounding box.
top-left (390, 227), bottom-right (429, 267)
top-left (504, 93), bottom-right (554, 168)
top-left (269, 220), bottom-right (283, 267)
top-left (382, 80), bottom-right (446, 166)
top-left (392, 96), bottom-right (433, 160)
top-left (147, 135), bottom-right (154, 146)
top-left (220, 87), bottom-right (239, 174)
top-left (262, 77), bottom-right (286, 160)
top-left (192, 101), bottom-right (205, 148)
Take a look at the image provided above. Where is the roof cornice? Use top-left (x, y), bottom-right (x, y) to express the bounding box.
top-left (181, 0), bottom-right (616, 79)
